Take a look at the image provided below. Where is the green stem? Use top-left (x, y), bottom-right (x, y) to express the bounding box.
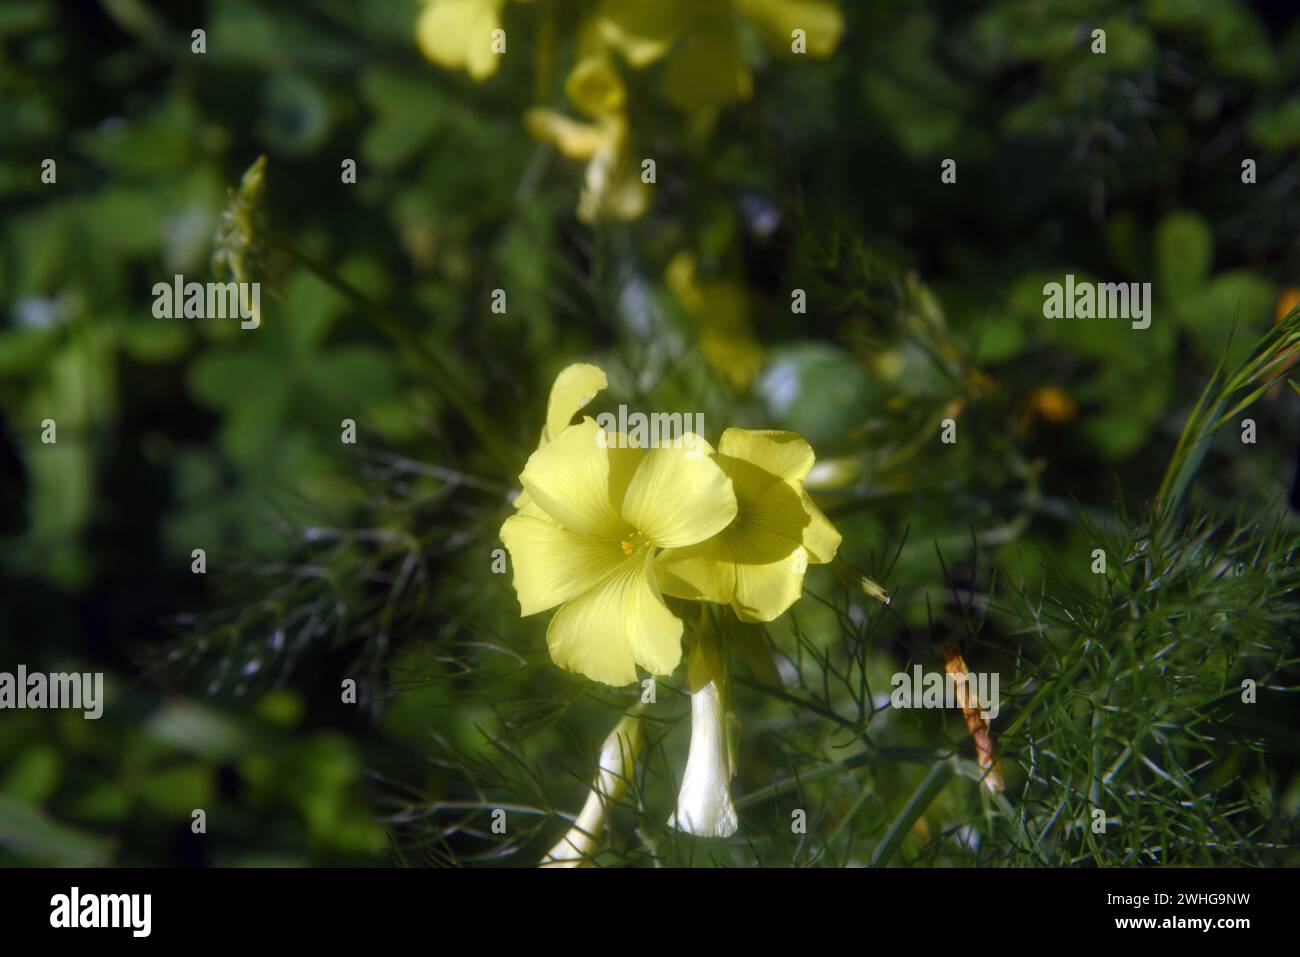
top-left (868, 761), bottom-right (953, 868)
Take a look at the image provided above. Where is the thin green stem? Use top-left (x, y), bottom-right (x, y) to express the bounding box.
top-left (868, 760), bottom-right (954, 867)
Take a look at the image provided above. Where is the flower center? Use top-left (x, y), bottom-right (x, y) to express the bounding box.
top-left (620, 530), bottom-right (652, 556)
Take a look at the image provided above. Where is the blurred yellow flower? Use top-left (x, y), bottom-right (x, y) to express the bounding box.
top-left (415, 0), bottom-right (524, 81)
top-left (500, 418), bottom-right (737, 685)
top-left (657, 429), bottom-right (841, 622)
top-left (1027, 386), bottom-right (1077, 424)
top-left (526, 57), bottom-right (651, 222)
top-left (666, 251), bottom-right (763, 393)
top-left (597, 0), bottom-right (843, 110)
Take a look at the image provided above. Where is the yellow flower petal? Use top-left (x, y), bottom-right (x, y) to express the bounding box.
top-left (672, 273), bottom-right (763, 393)
top-left (731, 542), bottom-right (808, 622)
top-left (735, 0), bottom-right (843, 59)
top-left (520, 417), bottom-right (643, 540)
top-left (664, 16), bottom-right (752, 111)
top-left (798, 487), bottom-right (841, 563)
top-left (525, 108), bottom-right (604, 161)
top-left (719, 428), bottom-right (815, 485)
top-left (595, 0), bottom-right (697, 68)
top-left (656, 535), bottom-right (737, 604)
top-left (416, 0), bottom-right (507, 80)
top-left (565, 56), bottom-right (627, 119)
top-left (666, 251), bottom-right (705, 314)
top-left (657, 456), bottom-right (816, 620)
top-left (546, 550), bottom-right (681, 684)
top-left (500, 514), bottom-right (626, 615)
top-left (545, 363), bottom-right (609, 440)
top-left (576, 116), bottom-right (650, 223)
top-left (621, 444), bottom-right (737, 549)
top-left (603, 146), bottom-right (652, 221)
top-left (623, 554), bottom-right (688, 675)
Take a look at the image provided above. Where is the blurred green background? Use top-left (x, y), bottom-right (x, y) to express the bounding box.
top-left (2, 0), bottom-right (1299, 866)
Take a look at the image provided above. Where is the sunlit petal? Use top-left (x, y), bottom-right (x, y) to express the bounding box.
top-left (545, 551), bottom-right (681, 684)
top-left (798, 487), bottom-right (842, 563)
top-left (620, 444), bottom-right (737, 548)
top-left (735, 0), bottom-right (844, 59)
top-left (732, 543), bottom-right (808, 622)
top-left (525, 109), bottom-right (603, 161)
top-left (656, 534), bottom-right (736, 604)
top-left (416, 0), bottom-right (507, 80)
top-left (545, 363), bottom-right (608, 439)
top-left (719, 428), bottom-right (815, 484)
top-left (520, 417), bottom-right (642, 539)
top-left (500, 514), bottom-right (626, 615)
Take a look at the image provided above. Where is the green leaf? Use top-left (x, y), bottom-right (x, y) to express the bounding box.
top-left (305, 346), bottom-right (396, 407)
top-left (188, 350), bottom-right (283, 410)
top-left (1156, 211), bottom-right (1212, 295)
top-left (1178, 270), bottom-right (1275, 365)
top-left (1, 745), bottom-right (62, 803)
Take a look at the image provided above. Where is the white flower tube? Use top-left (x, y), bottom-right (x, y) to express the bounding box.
top-left (668, 639), bottom-right (739, 838)
top-left (541, 708), bottom-right (643, 867)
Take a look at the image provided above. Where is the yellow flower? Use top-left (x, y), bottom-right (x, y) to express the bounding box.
top-left (541, 707), bottom-right (644, 866)
top-left (415, 0), bottom-right (516, 81)
top-left (666, 251), bottom-right (763, 393)
top-left (596, 0), bottom-right (843, 111)
top-left (1027, 386), bottom-right (1078, 424)
top-left (501, 418), bottom-right (738, 685)
top-left (656, 429), bottom-right (841, 622)
top-left (526, 57), bottom-right (651, 222)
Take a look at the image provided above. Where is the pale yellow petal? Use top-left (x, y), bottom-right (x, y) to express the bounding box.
top-left (719, 428), bottom-right (815, 484)
top-left (525, 109), bottom-right (603, 161)
top-left (520, 417), bottom-right (642, 539)
top-left (565, 56), bottom-right (626, 119)
top-left (656, 533), bottom-right (737, 604)
top-left (576, 116), bottom-right (649, 223)
top-left (731, 543), bottom-right (808, 622)
top-left (416, 0), bottom-right (506, 79)
top-left (545, 363), bottom-right (608, 439)
top-left (545, 550), bottom-right (681, 684)
top-left (605, 150), bottom-right (652, 221)
top-left (664, 17), bottom-right (752, 111)
top-left (735, 0), bottom-right (843, 58)
top-left (798, 487), bottom-right (841, 563)
top-left (624, 552), bottom-right (686, 675)
top-left (595, 0), bottom-right (697, 68)
top-left (500, 514), bottom-right (626, 615)
top-left (620, 445), bottom-right (737, 548)
top-left (466, 1), bottom-right (507, 80)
